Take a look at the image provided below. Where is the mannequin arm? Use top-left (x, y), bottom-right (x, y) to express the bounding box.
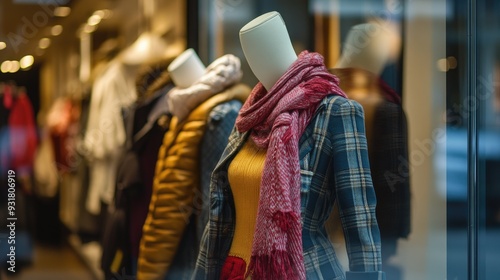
top-left (329, 99), bottom-right (385, 279)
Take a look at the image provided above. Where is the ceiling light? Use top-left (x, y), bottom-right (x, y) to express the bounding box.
top-left (54, 6), bottom-right (71, 17)
top-left (51, 25), bottom-right (63, 36)
top-left (0, 42), bottom-right (6, 50)
top-left (87, 14), bottom-right (102, 26)
top-left (20, 55), bottom-right (34, 69)
top-left (39, 38), bottom-right (51, 49)
top-left (1, 61), bottom-right (12, 73)
top-left (9, 61), bottom-right (20, 73)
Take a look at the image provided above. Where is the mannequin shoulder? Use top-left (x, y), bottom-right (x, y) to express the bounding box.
top-left (318, 95), bottom-right (366, 119)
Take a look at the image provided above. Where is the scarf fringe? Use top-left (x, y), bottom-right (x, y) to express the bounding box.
top-left (246, 211), bottom-right (303, 280)
top-left (247, 251), bottom-right (297, 280)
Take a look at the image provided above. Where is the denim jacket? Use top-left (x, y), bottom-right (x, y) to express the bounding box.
top-left (192, 95), bottom-right (385, 280)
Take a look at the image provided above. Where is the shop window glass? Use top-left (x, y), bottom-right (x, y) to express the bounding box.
top-left (197, 0), bottom-right (500, 279)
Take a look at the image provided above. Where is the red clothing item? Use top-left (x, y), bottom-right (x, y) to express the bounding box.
top-left (47, 98), bottom-right (80, 172)
top-left (221, 256), bottom-right (247, 280)
top-left (9, 93), bottom-right (38, 174)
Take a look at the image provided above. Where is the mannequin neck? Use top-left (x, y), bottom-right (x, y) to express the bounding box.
top-left (240, 11), bottom-right (297, 90)
top-left (335, 56), bottom-right (384, 76)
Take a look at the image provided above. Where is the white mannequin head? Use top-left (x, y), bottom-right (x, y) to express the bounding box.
top-left (239, 11), bottom-right (298, 90)
top-left (168, 48), bottom-right (206, 88)
top-left (335, 23), bottom-right (391, 75)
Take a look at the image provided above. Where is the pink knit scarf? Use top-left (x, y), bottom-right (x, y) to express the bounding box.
top-left (235, 51), bottom-right (347, 279)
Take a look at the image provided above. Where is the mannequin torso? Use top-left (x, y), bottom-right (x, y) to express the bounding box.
top-left (196, 12), bottom-right (384, 280)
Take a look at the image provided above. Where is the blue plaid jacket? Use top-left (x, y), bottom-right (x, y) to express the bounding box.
top-left (193, 95), bottom-right (385, 280)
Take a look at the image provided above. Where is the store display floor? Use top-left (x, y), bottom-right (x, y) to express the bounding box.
top-left (2, 242), bottom-right (94, 280)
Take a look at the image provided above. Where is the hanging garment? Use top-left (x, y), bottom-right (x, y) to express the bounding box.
top-left (83, 61), bottom-right (137, 214)
top-left (101, 83), bottom-right (173, 279)
top-left (0, 91), bottom-right (12, 174)
top-left (75, 94), bottom-right (102, 236)
top-left (33, 130), bottom-right (59, 198)
top-left (137, 83), bottom-right (250, 280)
top-left (0, 86), bottom-right (36, 268)
top-left (8, 91), bottom-right (38, 175)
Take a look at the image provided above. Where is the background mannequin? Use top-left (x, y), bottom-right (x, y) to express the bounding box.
top-left (332, 22), bottom-right (391, 147)
top-left (239, 11), bottom-right (297, 90)
top-left (329, 22), bottom-right (410, 280)
top-left (335, 23), bottom-right (390, 75)
top-left (138, 49), bottom-right (249, 280)
top-left (168, 48), bottom-right (206, 89)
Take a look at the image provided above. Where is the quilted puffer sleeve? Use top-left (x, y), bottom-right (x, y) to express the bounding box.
top-left (137, 118), bottom-right (201, 280)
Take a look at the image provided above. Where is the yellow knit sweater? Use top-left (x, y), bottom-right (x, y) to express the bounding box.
top-left (227, 139), bottom-right (266, 269)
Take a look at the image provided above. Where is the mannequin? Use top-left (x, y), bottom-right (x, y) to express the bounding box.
top-left (168, 48), bottom-right (206, 88)
top-left (138, 49), bottom-right (249, 280)
top-left (332, 22), bottom-right (391, 145)
top-left (120, 32), bottom-right (169, 65)
top-left (193, 11), bottom-right (384, 280)
top-left (239, 11), bottom-right (297, 90)
top-left (330, 22), bottom-right (410, 280)
top-left (335, 23), bottom-right (390, 75)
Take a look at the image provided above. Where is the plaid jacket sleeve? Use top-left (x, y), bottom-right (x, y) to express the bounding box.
top-left (327, 98), bottom-right (384, 279)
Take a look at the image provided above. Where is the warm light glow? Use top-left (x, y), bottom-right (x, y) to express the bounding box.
top-left (0, 42), bottom-right (6, 50)
top-left (20, 55), bottom-right (34, 69)
top-left (9, 61), bottom-right (20, 73)
top-left (448, 56), bottom-right (458, 69)
top-left (93, 9), bottom-right (113, 19)
top-left (54, 7), bottom-right (71, 17)
top-left (87, 14), bottom-right (102, 26)
top-left (437, 58), bottom-right (449, 72)
top-left (1, 61), bottom-right (12, 73)
top-left (39, 38), bottom-right (51, 49)
top-left (51, 25), bottom-right (63, 36)
top-left (83, 24), bottom-right (97, 34)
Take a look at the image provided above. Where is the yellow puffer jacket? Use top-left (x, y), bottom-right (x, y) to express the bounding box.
top-left (137, 83), bottom-right (250, 280)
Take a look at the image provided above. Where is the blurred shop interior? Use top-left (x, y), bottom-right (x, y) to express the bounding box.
top-left (0, 0), bottom-right (499, 279)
